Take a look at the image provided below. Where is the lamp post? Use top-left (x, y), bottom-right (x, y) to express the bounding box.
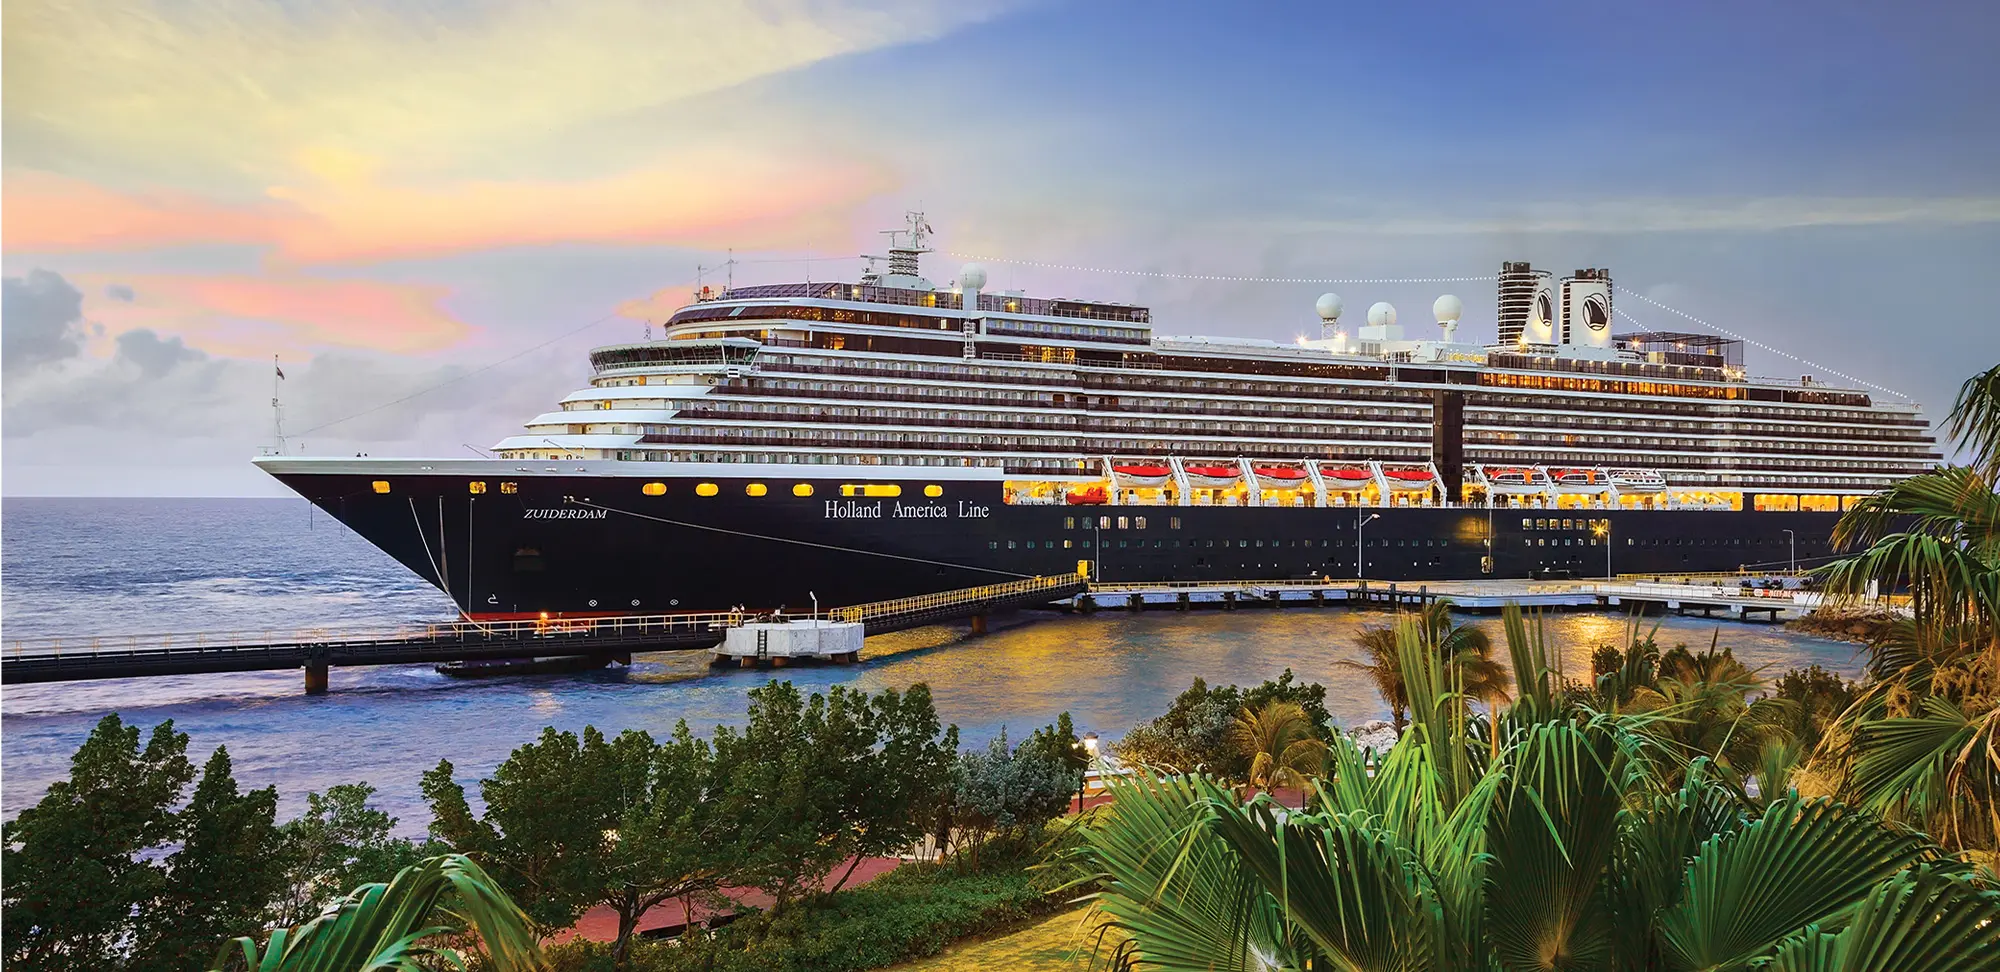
top-left (1077, 732), bottom-right (1100, 812)
top-left (1783, 528), bottom-right (1796, 575)
top-left (1357, 512), bottom-right (1380, 579)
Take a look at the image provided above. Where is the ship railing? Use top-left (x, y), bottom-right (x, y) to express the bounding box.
top-left (1, 612), bottom-right (747, 661)
top-left (830, 573), bottom-right (1084, 624)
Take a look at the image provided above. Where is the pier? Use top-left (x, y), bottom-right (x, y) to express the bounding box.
top-left (1, 573), bottom-right (1088, 692)
top-left (1065, 577), bottom-right (1816, 623)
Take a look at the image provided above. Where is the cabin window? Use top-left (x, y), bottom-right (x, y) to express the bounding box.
top-left (371, 480), bottom-right (391, 493)
top-left (746, 483), bottom-right (768, 497)
top-left (696, 483), bottom-right (719, 497)
top-left (1064, 516), bottom-right (1076, 529)
top-left (641, 482), bottom-right (666, 496)
top-left (468, 481), bottom-right (487, 495)
top-left (793, 484), bottom-right (813, 497)
top-left (500, 482), bottom-right (519, 494)
top-left (924, 484), bottom-right (943, 497)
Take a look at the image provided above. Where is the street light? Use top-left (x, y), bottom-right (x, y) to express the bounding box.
top-left (1077, 732), bottom-right (1100, 812)
top-left (1356, 512), bottom-right (1381, 578)
top-left (1782, 528), bottom-right (1796, 575)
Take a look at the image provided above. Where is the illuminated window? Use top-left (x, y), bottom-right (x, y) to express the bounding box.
top-left (793, 483), bottom-right (814, 497)
top-left (696, 483), bottom-right (719, 497)
top-left (1117, 516), bottom-right (1130, 529)
top-left (1064, 539), bottom-right (1073, 549)
top-left (1135, 516), bottom-right (1148, 529)
top-left (841, 484), bottom-right (902, 497)
top-left (468, 481), bottom-right (487, 495)
top-left (746, 483), bottom-right (768, 497)
top-left (372, 481), bottom-right (391, 494)
top-left (642, 482), bottom-right (666, 496)
top-left (1064, 516), bottom-right (1076, 529)
top-left (500, 482), bottom-right (519, 494)
top-left (1099, 516), bottom-right (1111, 529)
top-left (924, 484), bottom-right (943, 497)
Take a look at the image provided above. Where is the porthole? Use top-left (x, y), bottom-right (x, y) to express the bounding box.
top-left (793, 484), bottom-right (814, 497)
top-left (371, 481), bottom-right (391, 494)
top-left (696, 483), bottom-right (719, 497)
top-left (746, 483), bottom-right (768, 497)
top-left (642, 482), bottom-right (666, 496)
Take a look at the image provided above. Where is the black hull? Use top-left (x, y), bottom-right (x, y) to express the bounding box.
top-left (274, 472), bottom-right (1843, 617)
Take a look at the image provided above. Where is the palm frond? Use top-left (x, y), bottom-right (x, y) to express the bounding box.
top-left (1946, 361), bottom-right (2000, 481)
top-left (1764, 864), bottom-right (2000, 972)
top-left (1656, 798), bottom-right (1946, 971)
top-left (1481, 722), bottom-right (1624, 971)
top-left (210, 854), bottom-right (544, 972)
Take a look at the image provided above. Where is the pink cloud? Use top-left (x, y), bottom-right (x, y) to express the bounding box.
top-left (4, 149), bottom-right (895, 265)
top-left (72, 271), bottom-right (472, 357)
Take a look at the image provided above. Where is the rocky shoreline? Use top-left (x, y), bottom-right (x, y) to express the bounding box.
top-left (1785, 609), bottom-right (1895, 645)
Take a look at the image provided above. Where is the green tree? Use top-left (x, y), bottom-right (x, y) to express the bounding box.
top-left (939, 730), bottom-right (1073, 864)
top-left (1240, 669), bottom-right (1336, 742)
top-left (1226, 700), bottom-right (1327, 794)
top-left (1072, 606), bottom-right (2000, 972)
top-left (1112, 678), bottom-right (1242, 773)
top-left (209, 854), bottom-right (544, 972)
top-left (829, 684), bottom-right (958, 894)
top-left (273, 783), bottom-right (427, 928)
top-left (133, 746), bottom-right (285, 972)
top-left (1342, 601), bottom-right (1504, 731)
top-left (2, 714), bottom-right (193, 972)
top-left (424, 723), bottom-right (737, 968)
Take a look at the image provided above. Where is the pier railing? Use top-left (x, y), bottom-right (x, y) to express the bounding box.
top-left (831, 573), bottom-right (1087, 625)
top-left (3, 612), bottom-right (743, 663)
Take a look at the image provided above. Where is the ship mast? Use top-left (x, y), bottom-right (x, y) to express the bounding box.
top-left (270, 354), bottom-right (287, 454)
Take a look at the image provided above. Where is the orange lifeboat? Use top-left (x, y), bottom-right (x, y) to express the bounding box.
top-left (1253, 465), bottom-right (1308, 489)
top-left (1111, 463), bottom-right (1172, 487)
top-left (1065, 484), bottom-right (1109, 505)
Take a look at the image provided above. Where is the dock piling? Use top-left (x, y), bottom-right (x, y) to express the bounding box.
top-left (304, 662), bottom-right (328, 695)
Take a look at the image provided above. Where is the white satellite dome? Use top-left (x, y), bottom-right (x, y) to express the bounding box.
top-left (1366, 301), bottom-right (1397, 328)
top-left (958, 263), bottom-right (988, 291)
top-left (1314, 292), bottom-right (1344, 321)
top-left (1432, 294), bottom-right (1463, 323)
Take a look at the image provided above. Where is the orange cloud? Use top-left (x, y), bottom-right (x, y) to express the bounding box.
top-left (617, 285), bottom-right (698, 323)
top-left (71, 271), bottom-right (472, 357)
top-left (4, 148), bottom-right (894, 264)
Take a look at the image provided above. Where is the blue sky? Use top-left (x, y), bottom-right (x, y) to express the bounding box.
top-left (4, 0), bottom-right (1996, 493)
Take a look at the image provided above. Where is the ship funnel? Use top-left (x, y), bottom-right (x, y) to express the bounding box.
top-left (1560, 269), bottom-right (1614, 348)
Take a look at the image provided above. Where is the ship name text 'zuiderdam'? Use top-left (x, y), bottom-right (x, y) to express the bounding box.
top-left (255, 214), bottom-right (1937, 619)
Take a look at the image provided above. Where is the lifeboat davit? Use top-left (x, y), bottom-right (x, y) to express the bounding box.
top-left (1549, 468), bottom-right (1613, 494)
top-left (1111, 463), bottom-right (1171, 488)
top-left (1608, 468), bottom-right (1668, 493)
top-left (1183, 464), bottom-right (1244, 489)
top-left (1065, 484), bottom-right (1109, 505)
top-left (1253, 465), bottom-right (1309, 489)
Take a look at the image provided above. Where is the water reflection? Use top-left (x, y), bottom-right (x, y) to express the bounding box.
top-left (1, 608), bottom-right (1862, 833)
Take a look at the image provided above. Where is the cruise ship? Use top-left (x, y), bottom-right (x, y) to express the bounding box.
top-left (255, 214), bottom-right (1938, 619)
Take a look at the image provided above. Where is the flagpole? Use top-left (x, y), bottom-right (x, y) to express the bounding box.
top-left (272, 354), bottom-right (287, 454)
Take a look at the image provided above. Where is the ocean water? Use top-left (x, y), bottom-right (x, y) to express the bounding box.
top-left (1, 498), bottom-right (1868, 834)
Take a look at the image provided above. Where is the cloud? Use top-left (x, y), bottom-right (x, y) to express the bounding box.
top-left (114, 328), bottom-right (204, 377)
top-left (2, 269), bottom-right (87, 377)
top-left (104, 283), bottom-right (134, 301)
top-left (3, 151), bottom-right (893, 265)
top-left (3, 0), bottom-right (1009, 184)
top-left (1245, 196), bottom-right (2000, 238)
top-left (69, 271), bottom-right (474, 357)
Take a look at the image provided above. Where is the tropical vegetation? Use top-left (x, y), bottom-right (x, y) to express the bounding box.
top-left (1073, 604), bottom-right (2000, 971)
top-left (1812, 360), bottom-right (2000, 854)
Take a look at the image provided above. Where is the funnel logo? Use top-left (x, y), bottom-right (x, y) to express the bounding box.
top-left (1584, 295), bottom-right (1609, 332)
top-left (1535, 293), bottom-right (1553, 327)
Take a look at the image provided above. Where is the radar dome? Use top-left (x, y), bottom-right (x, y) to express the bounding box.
top-left (1315, 293), bottom-right (1344, 321)
top-left (1367, 301), bottom-right (1397, 328)
top-left (1432, 294), bottom-right (1463, 323)
top-left (958, 263), bottom-right (988, 291)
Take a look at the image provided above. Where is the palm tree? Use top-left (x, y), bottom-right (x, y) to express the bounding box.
top-left (1812, 361), bottom-right (2000, 852)
top-left (208, 854), bottom-right (544, 972)
top-left (1071, 609), bottom-right (2000, 972)
top-left (1225, 701), bottom-right (1326, 794)
top-left (1341, 599), bottom-right (1507, 732)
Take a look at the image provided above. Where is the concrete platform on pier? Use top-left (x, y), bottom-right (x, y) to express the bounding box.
top-left (713, 619), bottom-right (865, 667)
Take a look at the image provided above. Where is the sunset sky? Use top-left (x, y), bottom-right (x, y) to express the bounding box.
top-left (5, 0), bottom-right (1997, 495)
